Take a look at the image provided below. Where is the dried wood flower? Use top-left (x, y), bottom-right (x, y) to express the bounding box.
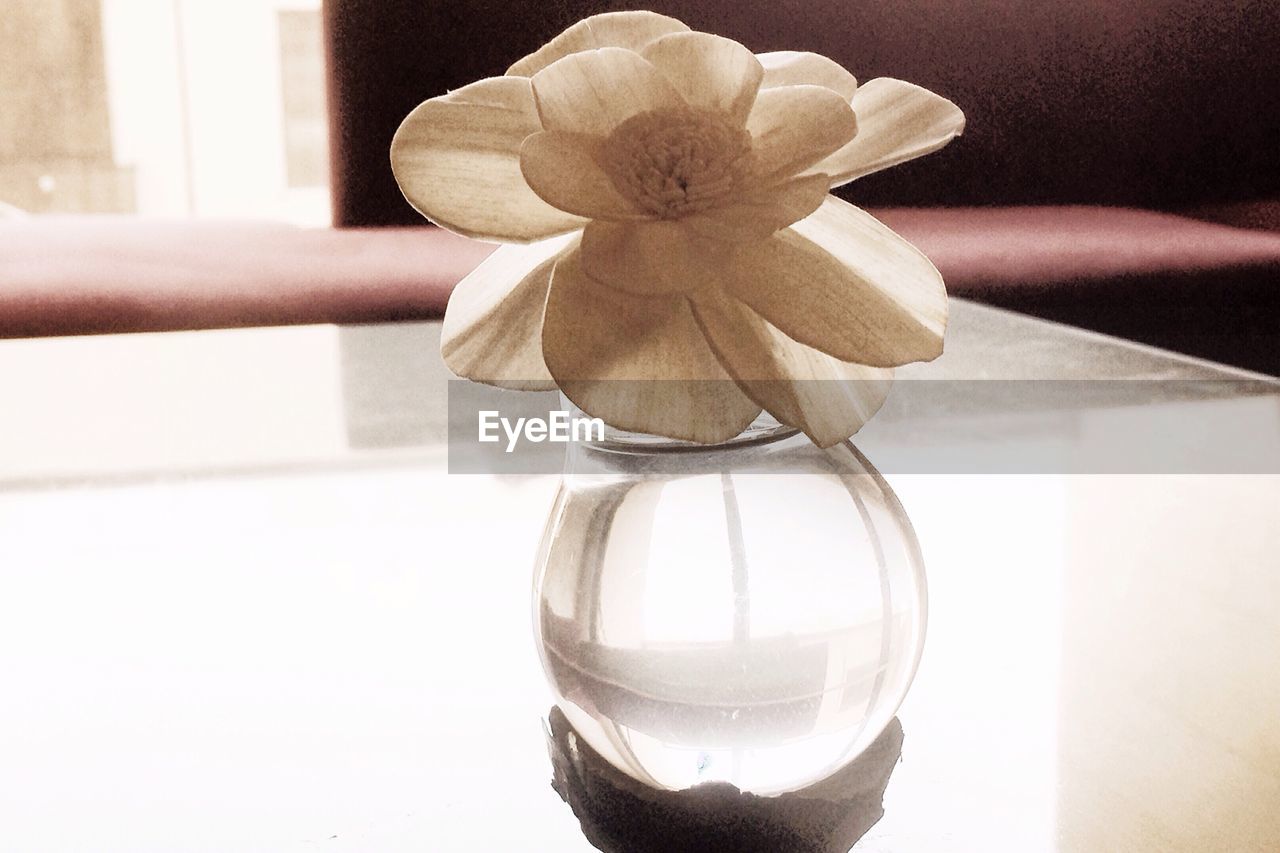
top-left (392, 12), bottom-right (964, 446)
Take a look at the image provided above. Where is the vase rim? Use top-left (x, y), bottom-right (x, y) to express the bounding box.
top-left (559, 396), bottom-right (801, 455)
top-left (585, 420), bottom-right (801, 455)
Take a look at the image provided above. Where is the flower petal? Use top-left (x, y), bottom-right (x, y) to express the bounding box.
top-left (440, 234), bottom-right (577, 389)
top-left (507, 11), bottom-right (691, 77)
top-left (719, 197), bottom-right (946, 367)
top-left (691, 294), bottom-right (893, 447)
top-left (757, 51), bottom-right (857, 101)
top-left (807, 78), bottom-right (965, 187)
top-left (391, 76), bottom-right (587, 243)
top-left (531, 48), bottom-right (687, 137)
top-left (580, 220), bottom-right (730, 296)
top-left (542, 249), bottom-right (761, 442)
top-left (641, 32), bottom-right (763, 124)
top-left (520, 131), bottom-right (648, 221)
top-left (792, 196), bottom-right (948, 356)
top-left (685, 173), bottom-right (830, 242)
top-left (745, 85), bottom-right (858, 183)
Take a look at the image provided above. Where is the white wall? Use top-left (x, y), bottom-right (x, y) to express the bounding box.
top-left (100, 0), bottom-right (328, 223)
top-left (100, 0), bottom-right (191, 216)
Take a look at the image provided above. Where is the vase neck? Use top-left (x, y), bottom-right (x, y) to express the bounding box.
top-left (559, 396), bottom-right (799, 454)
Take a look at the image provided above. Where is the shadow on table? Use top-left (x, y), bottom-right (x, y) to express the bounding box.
top-left (545, 707), bottom-right (904, 853)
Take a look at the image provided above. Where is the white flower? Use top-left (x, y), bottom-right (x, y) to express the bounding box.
top-left (391, 11), bottom-right (964, 446)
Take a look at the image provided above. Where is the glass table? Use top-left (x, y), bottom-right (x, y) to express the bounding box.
top-left (1, 300), bottom-right (1277, 851)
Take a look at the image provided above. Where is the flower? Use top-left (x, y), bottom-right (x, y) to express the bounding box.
top-left (391, 11), bottom-right (964, 446)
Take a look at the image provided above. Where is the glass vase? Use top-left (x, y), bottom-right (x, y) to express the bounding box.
top-left (533, 415), bottom-right (926, 796)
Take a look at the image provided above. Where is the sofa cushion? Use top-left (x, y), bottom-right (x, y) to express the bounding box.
top-left (326, 0), bottom-right (1280, 226)
top-left (877, 206), bottom-right (1280, 375)
top-left (0, 217), bottom-right (492, 337)
top-left (2, 209), bottom-right (1276, 373)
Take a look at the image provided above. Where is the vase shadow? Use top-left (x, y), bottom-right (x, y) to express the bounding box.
top-left (545, 706), bottom-right (904, 853)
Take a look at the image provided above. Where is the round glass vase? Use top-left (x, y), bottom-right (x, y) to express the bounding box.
top-left (532, 414), bottom-right (927, 796)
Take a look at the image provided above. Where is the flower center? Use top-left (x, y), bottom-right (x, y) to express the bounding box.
top-left (602, 108), bottom-right (753, 219)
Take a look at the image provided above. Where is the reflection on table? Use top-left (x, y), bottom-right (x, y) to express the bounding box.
top-left (546, 706), bottom-right (904, 853)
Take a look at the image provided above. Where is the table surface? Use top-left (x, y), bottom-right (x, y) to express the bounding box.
top-left (1, 300), bottom-right (1277, 852)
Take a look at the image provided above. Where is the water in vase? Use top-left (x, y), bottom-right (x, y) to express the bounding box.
top-left (534, 439), bottom-right (926, 796)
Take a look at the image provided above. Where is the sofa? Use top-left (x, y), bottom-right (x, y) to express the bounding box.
top-left (326, 0), bottom-right (1280, 375)
top-left (3, 0), bottom-right (1277, 376)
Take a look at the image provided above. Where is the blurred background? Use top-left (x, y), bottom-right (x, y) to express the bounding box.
top-left (1, 0), bottom-right (1276, 375)
top-left (0, 0), bottom-right (329, 224)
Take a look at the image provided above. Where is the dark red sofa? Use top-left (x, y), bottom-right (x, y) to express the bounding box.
top-left (326, 0), bottom-right (1280, 375)
top-left (3, 0), bottom-right (1277, 376)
